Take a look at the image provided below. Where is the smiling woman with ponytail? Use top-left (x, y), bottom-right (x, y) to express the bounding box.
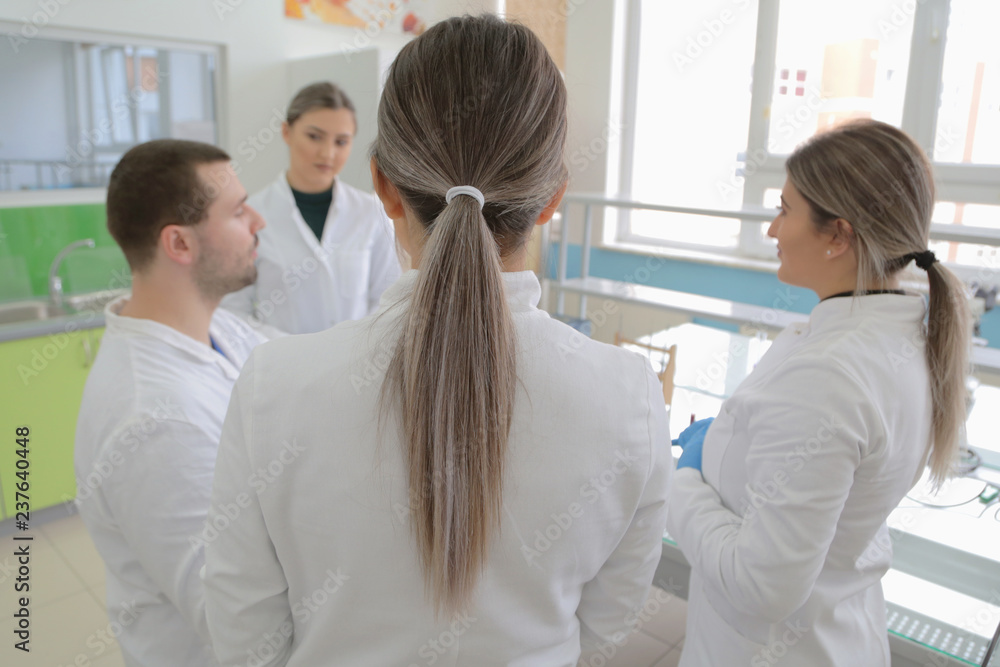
top-left (203, 14), bottom-right (672, 666)
top-left (666, 120), bottom-right (972, 666)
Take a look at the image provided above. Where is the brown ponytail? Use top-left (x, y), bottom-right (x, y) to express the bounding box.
top-left (372, 15), bottom-right (568, 613)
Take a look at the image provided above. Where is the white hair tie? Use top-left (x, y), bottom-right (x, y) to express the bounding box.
top-left (445, 185), bottom-right (485, 210)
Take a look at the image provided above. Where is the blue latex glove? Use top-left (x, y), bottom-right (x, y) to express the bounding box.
top-left (672, 418), bottom-right (714, 449)
top-left (673, 417), bottom-right (714, 472)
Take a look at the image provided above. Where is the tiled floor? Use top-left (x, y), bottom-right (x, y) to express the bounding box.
top-left (1, 509), bottom-right (126, 667)
top-left (1, 511), bottom-right (687, 666)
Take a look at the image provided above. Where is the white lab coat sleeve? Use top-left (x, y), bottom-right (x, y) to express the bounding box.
top-left (578, 363), bottom-right (672, 658)
top-left (102, 418), bottom-right (222, 645)
top-left (366, 210), bottom-right (401, 314)
top-left (665, 360), bottom-right (873, 623)
top-left (203, 354), bottom-right (293, 667)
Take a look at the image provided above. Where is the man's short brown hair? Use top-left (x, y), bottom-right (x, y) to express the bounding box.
top-left (106, 139), bottom-right (231, 271)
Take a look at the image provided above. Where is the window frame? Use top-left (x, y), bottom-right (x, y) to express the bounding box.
top-left (614, 0), bottom-right (1000, 283)
top-left (0, 21), bottom-right (224, 201)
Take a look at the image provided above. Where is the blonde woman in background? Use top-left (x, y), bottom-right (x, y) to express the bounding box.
top-left (223, 82), bottom-right (400, 334)
top-left (667, 120), bottom-right (970, 666)
top-left (203, 15), bottom-right (671, 667)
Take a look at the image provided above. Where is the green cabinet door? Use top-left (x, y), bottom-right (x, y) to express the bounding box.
top-left (0, 327), bottom-right (104, 519)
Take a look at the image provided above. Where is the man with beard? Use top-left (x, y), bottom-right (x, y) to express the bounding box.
top-left (74, 140), bottom-right (269, 667)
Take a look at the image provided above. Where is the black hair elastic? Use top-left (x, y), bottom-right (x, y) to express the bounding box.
top-left (906, 250), bottom-right (938, 271)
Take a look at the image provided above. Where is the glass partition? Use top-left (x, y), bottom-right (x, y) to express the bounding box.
top-left (0, 34), bottom-right (219, 192)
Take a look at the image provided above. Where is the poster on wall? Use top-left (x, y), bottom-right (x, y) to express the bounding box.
top-left (285, 0), bottom-right (429, 35)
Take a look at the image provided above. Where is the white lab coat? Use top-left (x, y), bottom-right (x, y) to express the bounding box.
top-left (203, 270), bottom-right (673, 667)
top-left (74, 298), bottom-right (267, 667)
top-left (666, 294), bottom-right (933, 666)
top-left (222, 174), bottom-right (401, 334)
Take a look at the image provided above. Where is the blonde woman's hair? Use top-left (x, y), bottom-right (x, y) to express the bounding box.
top-left (786, 120), bottom-right (970, 486)
top-left (372, 15), bottom-right (568, 614)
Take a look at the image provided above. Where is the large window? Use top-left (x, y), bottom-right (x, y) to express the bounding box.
top-left (618, 0), bottom-right (1000, 275)
top-left (0, 27), bottom-right (219, 192)
top-left (626, 2), bottom-right (758, 251)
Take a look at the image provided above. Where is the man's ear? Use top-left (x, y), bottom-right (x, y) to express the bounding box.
top-left (159, 224), bottom-right (196, 266)
top-left (370, 157), bottom-right (405, 219)
top-left (536, 181), bottom-right (568, 226)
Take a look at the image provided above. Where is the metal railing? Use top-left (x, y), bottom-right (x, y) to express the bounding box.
top-left (544, 193), bottom-right (777, 318)
top-left (546, 192), bottom-right (1000, 319)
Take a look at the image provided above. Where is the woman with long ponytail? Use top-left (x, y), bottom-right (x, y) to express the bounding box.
top-left (203, 15), bottom-right (671, 666)
top-left (666, 119), bottom-right (970, 666)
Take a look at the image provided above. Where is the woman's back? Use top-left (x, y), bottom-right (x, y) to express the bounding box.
top-left (204, 271), bottom-right (671, 666)
top-left (205, 15), bottom-right (672, 665)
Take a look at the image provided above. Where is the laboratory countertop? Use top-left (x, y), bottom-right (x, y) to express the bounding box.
top-left (0, 290), bottom-right (124, 342)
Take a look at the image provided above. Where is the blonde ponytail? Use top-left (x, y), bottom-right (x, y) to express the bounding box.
top-left (923, 261), bottom-right (970, 485)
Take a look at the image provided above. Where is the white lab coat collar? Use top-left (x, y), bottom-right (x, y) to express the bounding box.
top-left (105, 296), bottom-right (243, 380)
top-left (374, 269), bottom-right (543, 316)
top-left (805, 291), bottom-right (927, 333)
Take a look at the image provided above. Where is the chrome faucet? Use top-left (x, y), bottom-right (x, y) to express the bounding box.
top-left (49, 239), bottom-right (96, 308)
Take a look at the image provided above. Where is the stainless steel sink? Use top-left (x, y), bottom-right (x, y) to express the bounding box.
top-left (0, 300), bottom-right (70, 325)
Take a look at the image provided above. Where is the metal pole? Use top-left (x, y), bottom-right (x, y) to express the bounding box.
top-left (557, 200), bottom-right (569, 316)
top-left (580, 204), bottom-right (593, 318)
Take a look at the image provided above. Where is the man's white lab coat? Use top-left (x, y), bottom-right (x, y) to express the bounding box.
top-left (667, 293), bottom-right (933, 666)
top-left (222, 174), bottom-right (401, 334)
top-left (203, 270), bottom-right (673, 667)
top-left (74, 298), bottom-right (267, 667)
